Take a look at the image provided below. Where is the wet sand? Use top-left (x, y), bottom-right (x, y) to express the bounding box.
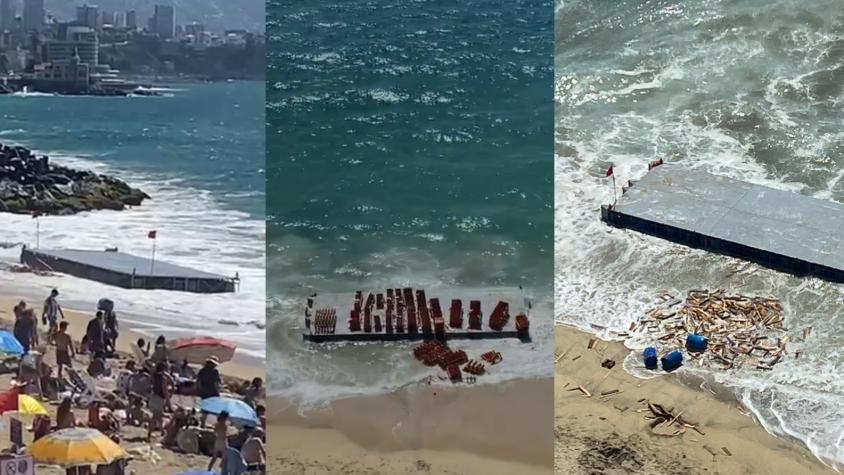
top-left (266, 378), bottom-right (554, 474)
top-left (554, 324), bottom-right (836, 475)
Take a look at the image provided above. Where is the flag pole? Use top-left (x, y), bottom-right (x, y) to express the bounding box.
top-left (612, 173), bottom-right (617, 205)
top-left (36, 217), bottom-right (40, 249)
top-left (150, 236), bottom-right (156, 274)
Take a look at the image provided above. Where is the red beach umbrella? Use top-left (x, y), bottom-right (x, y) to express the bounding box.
top-left (169, 336), bottom-right (236, 365)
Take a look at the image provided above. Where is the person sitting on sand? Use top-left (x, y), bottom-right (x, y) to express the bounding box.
top-left (178, 359), bottom-right (196, 379)
top-left (163, 407), bottom-right (189, 447)
top-left (54, 321), bottom-right (75, 380)
top-left (88, 401), bottom-right (120, 435)
top-left (116, 361), bottom-right (135, 396)
top-left (207, 411), bottom-right (230, 471)
top-left (85, 312), bottom-right (105, 356)
top-left (147, 362), bottom-right (173, 441)
top-left (126, 395), bottom-right (147, 427)
top-left (243, 377), bottom-right (264, 408)
top-left (87, 352), bottom-right (109, 378)
top-left (13, 307), bottom-right (36, 355)
top-left (42, 289), bottom-right (65, 344)
top-left (242, 426), bottom-right (266, 473)
top-left (56, 397), bottom-right (76, 429)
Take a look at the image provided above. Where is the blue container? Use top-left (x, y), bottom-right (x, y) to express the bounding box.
top-left (686, 333), bottom-right (708, 353)
top-left (661, 350), bottom-right (683, 372)
top-left (643, 347), bottom-right (658, 370)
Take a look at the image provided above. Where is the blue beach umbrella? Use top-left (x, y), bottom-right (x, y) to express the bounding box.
top-left (199, 397), bottom-right (258, 427)
top-left (0, 330), bottom-right (23, 355)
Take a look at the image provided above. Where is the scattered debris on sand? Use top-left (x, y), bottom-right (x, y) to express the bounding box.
top-left (635, 289), bottom-right (792, 371)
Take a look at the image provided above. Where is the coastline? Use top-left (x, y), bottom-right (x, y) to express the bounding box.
top-left (266, 378), bottom-right (553, 474)
top-left (0, 295), bottom-right (263, 380)
top-left (554, 323), bottom-right (836, 474)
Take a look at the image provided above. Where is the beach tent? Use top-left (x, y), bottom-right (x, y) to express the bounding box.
top-left (199, 397), bottom-right (258, 427)
top-left (27, 427), bottom-right (126, 466)
top-left (170, 336), bottom-right (237, 364)
top-left (0, 330), bottom-right (23, 355)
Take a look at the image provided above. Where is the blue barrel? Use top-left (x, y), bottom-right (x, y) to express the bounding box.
top-left (686, 333), bottom-right (708, 353)
top-left (643, 347), bottom-right (658, 370)
top-left (661, 350), bottom-right (683, 372)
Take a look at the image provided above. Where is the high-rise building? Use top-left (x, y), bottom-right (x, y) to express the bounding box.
top-left (151, 5), bottom-right (175, 39)
top-left (0, 0), bottom-right (13, 31)
top-left (46, 24), bottom-right (98, 66)
top-left (76, 4), bottom-right (99, 28)
top-left (126, 10), bottom-right (137, 29)
top-left (23, 0), bottom-right (45, 32)
top-left (112, 11), bottom-right (126, 28)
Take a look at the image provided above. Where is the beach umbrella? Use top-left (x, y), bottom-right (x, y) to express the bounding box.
top-left (28, 427), bottom-right (126, 466)
top-left (0, 330), bottom-right (23, 355)
top-left (199, 397), bottom-right (258, 427)
top-left (170, 336), bottom-right (236, 365)
top-left (17, 394), bottom-right (47, 415)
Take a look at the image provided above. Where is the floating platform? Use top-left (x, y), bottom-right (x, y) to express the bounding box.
top-left (602, 163), bottom-right (844, 283)
top-left (303, 286), bottom-right (531, 343)
top-left (21, 247), bottom-right (237, 293)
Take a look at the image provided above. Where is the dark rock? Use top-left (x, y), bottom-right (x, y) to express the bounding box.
top-left (0, 144), bottom-right (149, 216)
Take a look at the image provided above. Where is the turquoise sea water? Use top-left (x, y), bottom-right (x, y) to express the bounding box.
top-left (0, 82), bottom-right (266, 358)
top-left (267, 0), bottom-right (554, 404)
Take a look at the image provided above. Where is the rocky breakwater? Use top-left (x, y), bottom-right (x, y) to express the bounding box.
top-left (0, 143), bottom-right (149, 215)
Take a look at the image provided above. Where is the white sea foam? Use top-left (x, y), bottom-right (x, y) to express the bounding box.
top-left (0, 152), bottom-right (266, 359)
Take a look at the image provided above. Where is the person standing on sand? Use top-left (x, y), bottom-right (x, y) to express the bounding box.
top-left (207, 411), bottom-right (230, 471)
top-left (85, 312), bottom-right (105, 357)
top-left (147, 362), bottom-right (173, 441)
top-left (103, 310), bottom-right (119, 354)
top-left (197, 357), bottom-right (222, 427)
top-left (42, 289), bottom-right (65, 344)
top-left (13, 304), bottom-right (36, 355)
top-left (54, 321), bottom-right (75, 379)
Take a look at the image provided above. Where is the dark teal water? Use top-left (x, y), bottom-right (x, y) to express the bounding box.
top-left (0, 82), bottom-right (266, 358)
top-left (266, 0), bottom-right (554, 403)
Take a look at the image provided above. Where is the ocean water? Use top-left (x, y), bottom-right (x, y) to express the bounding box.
top-left (0, 82), bottom-right (266, 359)
top-left (267, 0), bottom-right (554, 407)
top-left (556, 0), bottom-right (844, 468)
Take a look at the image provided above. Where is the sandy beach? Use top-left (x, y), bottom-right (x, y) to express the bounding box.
top-left (0, 293), bottom-right (264, 474)
top-left (554, 324), bottom-right (836, 475)
top-left (266, 378), bottom-right (553, 474)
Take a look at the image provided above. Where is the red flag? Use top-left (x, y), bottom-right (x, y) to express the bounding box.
top-left (148, 230), bottom-right (157, 239)
top-left (0, 386), bottom-right (18, 414)
top-left (606, 165), bottom-right (614, 177)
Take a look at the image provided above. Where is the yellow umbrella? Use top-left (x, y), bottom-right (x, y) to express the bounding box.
top-left (28, 428), bottom-right (125, 466)
top-left (17, 394), bottom-right (47, 415)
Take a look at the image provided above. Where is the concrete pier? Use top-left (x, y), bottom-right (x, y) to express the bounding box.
top-left (601, 163), bottom-right (844, 283)
top-left (21, 247), bottom-right (237, 293)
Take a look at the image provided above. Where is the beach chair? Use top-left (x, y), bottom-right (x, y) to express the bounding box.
top-left (66, 368), bottom-right (104, 407)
